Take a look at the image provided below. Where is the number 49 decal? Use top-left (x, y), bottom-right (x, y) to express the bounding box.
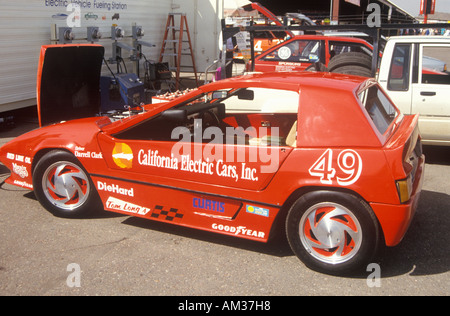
top-left (309, 149), bottom-right (363, 186)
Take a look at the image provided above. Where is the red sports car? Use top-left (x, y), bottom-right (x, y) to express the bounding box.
top-left (249, 35), bottom-right (374, 73)
top-left (0, 45), bottom-right (424, 275)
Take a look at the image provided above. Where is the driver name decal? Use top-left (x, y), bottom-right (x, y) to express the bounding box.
top-left (106, 196), bottom-right (150, 216)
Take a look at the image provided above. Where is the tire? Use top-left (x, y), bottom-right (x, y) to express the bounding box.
top-left (328, 52), bottom-right (372, 77)
top-left (286, 191), bottom-right (380, 275)
top-left (32, 150), bottom-right (101, 218)
top-left (330, 65), bottom-right (372, 77)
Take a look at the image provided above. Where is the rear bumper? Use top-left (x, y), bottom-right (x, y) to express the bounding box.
top-left (370, 155), bottom-right (425, 247)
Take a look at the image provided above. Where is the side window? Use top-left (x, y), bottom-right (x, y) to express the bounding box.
top-left (388, 44), bottom-right (411, 91)
top-left (329, 41), bottom-right (372, 59)
top-left (261, 40), bottom-right (321, 63)
top-left (222, 88), bottom-right (299, 147)
top-left (115, 88), bottom-right (299, 147)
top-left (421, 46), bottom-right (450, 85)
top-left (359, 85), bottom-right (399, 135)
top-left (223, 88), bottom-right (299, 113)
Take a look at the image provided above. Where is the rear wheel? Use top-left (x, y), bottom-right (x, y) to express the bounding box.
top-left (33, 150), bottom-right (100, 218)
top-left (286, 191), bottom-right (380, 275)
top-left (328, 52), bottom-right (373, 77)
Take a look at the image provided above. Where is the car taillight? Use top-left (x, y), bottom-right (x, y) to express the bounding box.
top-left (396, 127), bottom-right (421, 204)
top-left (396, 176), bottom-right (413, 203)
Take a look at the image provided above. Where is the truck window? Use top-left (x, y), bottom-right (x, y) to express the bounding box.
top-left (421, 46), bottom-right (450, 85)
top-left (388, 44), bottom-right (411, 91)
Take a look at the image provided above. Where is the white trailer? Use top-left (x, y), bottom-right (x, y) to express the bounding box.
top-left (0, 0), bottom-right (225, 113)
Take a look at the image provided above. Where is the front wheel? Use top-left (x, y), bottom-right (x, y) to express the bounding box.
top-left (33, 150), bottom-right (101, 218)
top-left (286, 191), bottom-right (380, 275)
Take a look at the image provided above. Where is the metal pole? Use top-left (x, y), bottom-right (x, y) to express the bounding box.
top-left (331, 0), bottom-right (340, 23)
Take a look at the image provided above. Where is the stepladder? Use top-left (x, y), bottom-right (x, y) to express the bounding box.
top-left (159, 13), bottom-right (199, 90)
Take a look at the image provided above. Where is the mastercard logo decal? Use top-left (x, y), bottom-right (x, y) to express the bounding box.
top-left (112, 143), bottom-right (133, 169)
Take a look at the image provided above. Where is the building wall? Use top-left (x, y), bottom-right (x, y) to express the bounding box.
top-left (0, 0), bottom-right (202, 111)
top-left (172, 0), bottom-right (223, 80)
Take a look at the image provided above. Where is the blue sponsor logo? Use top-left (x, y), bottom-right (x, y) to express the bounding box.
top-left (193, 198), bottom-right (225, 213)
top-left (246, 205), bottom-right (269, 217)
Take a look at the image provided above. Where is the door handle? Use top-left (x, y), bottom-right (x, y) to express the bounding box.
top-left (420, 91), bottom-right (436, 96)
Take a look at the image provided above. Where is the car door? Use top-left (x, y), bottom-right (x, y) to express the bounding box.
top-left (96, 87), bottom-right (297, 220)
top-left (99, 93), bottom-right (297, 192)
top-left (411, 44), bottom-right (450, 143)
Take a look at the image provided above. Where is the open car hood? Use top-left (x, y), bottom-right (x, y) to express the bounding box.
top-left (37, 44), bottom-right (105, 127)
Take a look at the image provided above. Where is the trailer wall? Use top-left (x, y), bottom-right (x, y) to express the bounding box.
top-left (0, 0), bottom-right (221, 112)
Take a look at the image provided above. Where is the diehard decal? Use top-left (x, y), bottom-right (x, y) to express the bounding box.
top-left (97, 181), bottom-right (134, 197)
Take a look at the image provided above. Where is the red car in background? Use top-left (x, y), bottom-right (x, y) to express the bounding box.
top-left (0, 45), bottom-right (424, 275)
top-left (250, 35), bottom-right (374, 73)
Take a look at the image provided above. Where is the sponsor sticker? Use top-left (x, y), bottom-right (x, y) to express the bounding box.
top-left (246, 205), bottom-right (269, 217)
top-left (12, 163), bottom-right (29, 179)
top-left (97, 181), bottom-right (134, 197)
top-left (212, 223), bottom-right (265, 239)
top-left (193, 198), bottom-right (225, 213)
top-left (112, 143), bottom-right (133, 169)
top-left (6, 153), bottom-right (31, 164)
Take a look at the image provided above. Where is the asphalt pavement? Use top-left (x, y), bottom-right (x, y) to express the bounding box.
top-left (0, 115), bottom-right (449, 297)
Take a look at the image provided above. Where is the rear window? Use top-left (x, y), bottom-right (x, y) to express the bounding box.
top-left (359, 85), bottom-right (398, 134)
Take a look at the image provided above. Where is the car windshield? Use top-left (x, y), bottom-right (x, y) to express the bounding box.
top-left (358, 85), bottom-right (398, 135)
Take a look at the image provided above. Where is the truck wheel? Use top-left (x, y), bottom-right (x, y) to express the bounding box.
top-left (32, 150), bottom-right (101, 218)
top-left (286, 191), bottom-right (380, 275)
top-left (328, 52), bottom-right (372, 77)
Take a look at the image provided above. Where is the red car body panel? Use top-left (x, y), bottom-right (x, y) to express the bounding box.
top-left (0, 47), bottom-right (424, 248)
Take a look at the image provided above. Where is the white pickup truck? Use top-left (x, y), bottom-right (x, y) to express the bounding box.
top-left (378, 36), bottom-right (450, 146)
top-left (329, 36), bottom-right (450, 146)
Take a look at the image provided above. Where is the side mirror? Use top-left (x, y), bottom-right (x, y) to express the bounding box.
top-left (160, 109), bottom-right (187, 122)
top-left (237, 89), bottom-right (254, 100)
top-left (212, 90), bottom-right (228, 99)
